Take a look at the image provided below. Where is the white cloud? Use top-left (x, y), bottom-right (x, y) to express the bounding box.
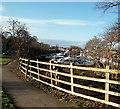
top-left (29, 27), bottom-right (44, 34)
top-left (0, 16), bottom-right (104, 26)
top-left (49, 19), bottom-right (89, 26)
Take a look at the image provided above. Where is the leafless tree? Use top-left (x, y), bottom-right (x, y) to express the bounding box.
top-left (95, 0), bottom-right (120, 13)
top-left (8, 19), bottom-right (32, 58)
top-left (85, 22), bottom-right (119, 69)
top-left (85, 36), bottom-right (105, 68)
top-left (101, 22), bottom-right (120, 68)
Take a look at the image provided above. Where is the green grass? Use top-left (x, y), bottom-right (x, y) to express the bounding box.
top-left (1, 90), bottom-right (16, 109)
top-left (0, 55), bottom-right (12, 65)
top-left (0, 58), bottom-right (12, 65)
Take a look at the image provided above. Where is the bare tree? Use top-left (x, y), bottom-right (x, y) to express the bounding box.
top-left (94, 1), bottom-right (119, 69)
top-left (85, 36), bottom-right (105, 68)
top-left (95, 0), bottom-right (120, 13)
top-left (8, 19), bottom-right (32, 58)
top-left (85, 22), bottom-right (119, 69)
top-left (101, 22), bottom-right (119, 67)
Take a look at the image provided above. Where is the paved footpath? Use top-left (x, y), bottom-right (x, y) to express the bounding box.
top-left (2, 60), bottom-right (69, 108)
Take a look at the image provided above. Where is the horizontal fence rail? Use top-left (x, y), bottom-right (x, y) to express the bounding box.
top-left (19, 58), bottom-right (120, 108)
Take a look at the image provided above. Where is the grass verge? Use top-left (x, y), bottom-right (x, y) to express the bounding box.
top-left (1, 89), bottom-right (16, 109)
top-left (1, 55), bottom-right (16, 108)
top-left (0, 55), bottom-right (12, 65)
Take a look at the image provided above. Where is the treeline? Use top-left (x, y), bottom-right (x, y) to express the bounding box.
top-left (1, 19), bottom-right (54, 59)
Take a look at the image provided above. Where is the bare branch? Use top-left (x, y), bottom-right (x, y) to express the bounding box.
top-left (95, 0), bottom-right (120, 13)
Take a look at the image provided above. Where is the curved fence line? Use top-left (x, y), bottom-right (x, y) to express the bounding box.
top-left (19, 58), bottom-right (120, 108)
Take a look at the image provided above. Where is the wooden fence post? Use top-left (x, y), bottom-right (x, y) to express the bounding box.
top-left (27, 59), bottom-right (30, 76)
top-left (25, 58), bottom-right (29, 79)
top-left (25, 58), bottom-right (27, 79)
top-left (29, 60), bottom-right (31, 76)
top-left (20, 58), bottom-right (22, 70)
top-left (37, 59), bottom-right (40, 80)
top-left (19, 58), bottom-right (21, 70)
top-left (50, 60), bottom-right (53, 85)
top-left (105, 65), bottom-right (110, 103)
top-left (70, 62), bottom-right (74, 94)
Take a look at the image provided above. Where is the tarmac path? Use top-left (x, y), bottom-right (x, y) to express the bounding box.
top-left (2, 60), bottom-right (69, 108)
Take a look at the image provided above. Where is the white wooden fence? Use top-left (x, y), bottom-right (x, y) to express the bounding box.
top-left (19, 58), bottom-right (120, 108)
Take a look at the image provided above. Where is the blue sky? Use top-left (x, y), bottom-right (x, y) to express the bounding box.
top-left (1, 2), bottom-right (118, 47)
